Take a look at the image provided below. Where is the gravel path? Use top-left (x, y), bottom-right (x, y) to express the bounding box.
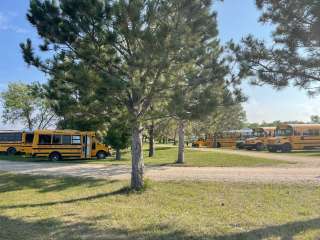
top-left (1, 159), bottom-right (320, 184)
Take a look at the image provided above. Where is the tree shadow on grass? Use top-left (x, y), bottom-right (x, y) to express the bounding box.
top-left (0, 215), bottom-right (128, 240)
top-left (129, 218), bottom-right (320, 239)
top-left (0, 172), bottom-right (111, 194)
top-left (0, 186), bottom-right (134, 210)
top-left (1, 214), bottom-right (320, 240)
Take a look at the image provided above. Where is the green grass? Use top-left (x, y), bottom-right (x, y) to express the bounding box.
top-left (0, 172), bottom-right (319, 240)
top-left (0, 145), bottom-right (290, 167)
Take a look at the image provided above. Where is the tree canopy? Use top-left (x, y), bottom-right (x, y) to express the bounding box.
top-left (231, 0), bottom-right (320, 95)
top-left (1, 82), bottom-right (57, 130)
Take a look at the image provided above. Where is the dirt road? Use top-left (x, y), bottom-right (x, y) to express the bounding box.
top-left (1, 159), bottom-right (320, 184)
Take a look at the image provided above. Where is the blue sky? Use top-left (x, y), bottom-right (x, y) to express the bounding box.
top-left (0, 0), bottom-right (319, 128)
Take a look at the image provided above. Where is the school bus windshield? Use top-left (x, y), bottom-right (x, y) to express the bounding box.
top-left (276, 128), bottom-right (293, 137)
top-left (253, 130), bottom-right (264, 137)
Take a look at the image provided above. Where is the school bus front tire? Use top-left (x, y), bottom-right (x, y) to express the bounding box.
top-left (49, 152), bottom-right (62, 161)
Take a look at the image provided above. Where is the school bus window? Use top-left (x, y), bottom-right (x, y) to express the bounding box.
top-left (0, 132), bottom-right (22, 142)
top-left (71, 135), bottom-right (81, 145)
top-left (62, 135), bottom-right (71, 145)
top-left (276, 129), bottom-right (293, 137)
top-left (92, 142), bottom-right (96, 150)
top-left (294, 130), bottom-right (301, 136)
top-left (52, 135), bottom-right (62, 144)
top-left (26, 133), bottom-right (34, 144)
top-left (39, 134), bottom-right (52, 145)
top-left (314, 130), bottom-right (320, 136)
top-left (303, 130), bottom-right (310, 136)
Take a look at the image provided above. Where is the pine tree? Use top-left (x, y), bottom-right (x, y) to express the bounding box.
top-left (104, 119), bottom-right (131, 160)
top-left (45, 63), bottom-right (113, 131)
top-left (231, 0), bottom-right (320, 95)
top-left (21, 0), bottom-right (237, 189)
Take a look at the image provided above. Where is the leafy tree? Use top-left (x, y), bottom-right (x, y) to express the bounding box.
top-left (168, 88), bottom-right (233, 164)
top-left (1, 82), bottom-right (57, 130)
top-left (231, 0), bottom-right (320, 95)
top-left (189, 104), bottom-right (246, 147)
top-left (104, 120), bottom-right (131, 160)
top-left (21, 0), bottom-right (232, 189)
top-left (168, 85), bottom-right (244, 163)
top-left (206, 104), bottom-right (246, 134)
top-left (154, 118), bottom-right (177, 144)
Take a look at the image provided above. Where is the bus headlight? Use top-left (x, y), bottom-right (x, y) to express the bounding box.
top-left (275, 139), bottom-right (281, 144)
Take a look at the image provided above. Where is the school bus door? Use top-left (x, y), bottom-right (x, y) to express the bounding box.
top-left (82, 134), bottom-right (92, 159)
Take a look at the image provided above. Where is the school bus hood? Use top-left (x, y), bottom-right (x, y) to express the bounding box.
top-left (267, 137), bottom-right (288, 145)
top-left (245, 137), bottom-right (258, 144)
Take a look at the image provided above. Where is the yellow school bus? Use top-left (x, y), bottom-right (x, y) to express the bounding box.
top-left (29, 129), bottom-right (111, 160)
top-left (0, 131), bottom-right (34, 155)
top-left (192, 138), bottom-right (208, 148)
top-left (213, 129), bottom-right (253, 148)
top-left (244, 127), bottom-right (276, 151)
top-left (267, 124), bottom-right (320, 152)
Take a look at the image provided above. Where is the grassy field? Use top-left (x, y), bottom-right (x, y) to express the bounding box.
top-left (0, 145), bottom-right (291, 167)
top-left (0, 172), bottom-right (319, 240)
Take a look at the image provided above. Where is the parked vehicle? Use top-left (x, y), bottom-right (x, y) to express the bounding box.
top-left (192, 129), bottom-right (253, 149)
top-left (29, 130), bottom-right (111, 161)
top-left (267, 124), bottom-right (320, 152)
top-left (210, 129), bottom-right (252, 149)
top-left (244, 127), bottom-right (276, 151)
top-left (192, 138), bottom-right (208, 148)
top-left (0, 131), bottom-right (34, 155)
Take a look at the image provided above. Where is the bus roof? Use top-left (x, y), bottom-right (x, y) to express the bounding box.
top-left (277, 124), bottom-right (320, 129)
top-left (0, 130), bottom-right (31, 133)
top-left (33, 129), bottom-right (95, 135)
top-left (255, 127), bottom-right (276, 131)
top-left (221, 129), bottom-right (253, 133)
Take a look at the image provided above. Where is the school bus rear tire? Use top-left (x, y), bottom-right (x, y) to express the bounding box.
top-left (7, 147), bottom-right (17, 155)
top-left (256, 143), bottom-right (264, 151)
top-left (49, 152), bottom-right (62, 161)
top-left (96, 151), bottom-right (107, 160)
top-left (281, 143), bottom-right (292, 153)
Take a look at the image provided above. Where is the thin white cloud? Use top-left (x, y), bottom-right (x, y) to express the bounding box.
top-left (0, 12), bottom-right (29, 34)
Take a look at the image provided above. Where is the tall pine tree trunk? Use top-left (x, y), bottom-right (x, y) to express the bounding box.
top-left (131, 121), bottom-right (144, 190)
top-left (176, 120), bottom-right (185, 164)
top-left (115, 148), bottom-right (121, 160)
top-left (148, 121), bottom-right (155, 157)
